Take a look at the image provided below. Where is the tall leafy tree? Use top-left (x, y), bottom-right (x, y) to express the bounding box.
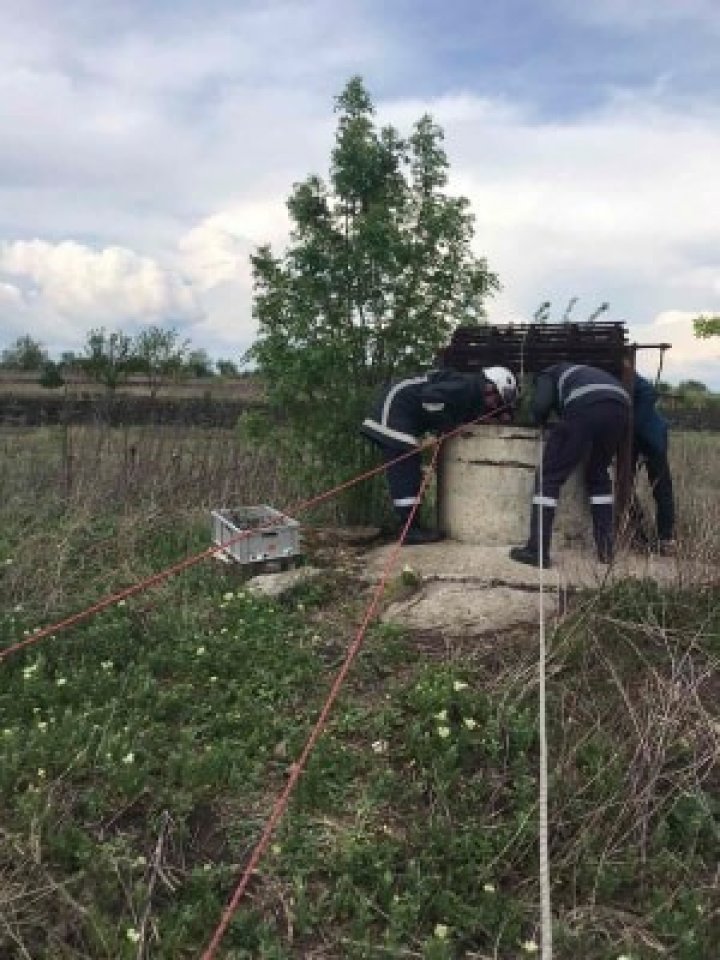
top-left (693, 314), bottom-right (720, 338)
top-left (186, 349), bottom-right (215, 378)
top-left (133, 325), bottom-right (190, 398)
top-left (80, 328), bottom-right (134, 393)
top-left (1, 334), bottom-right (48, 371)
top-left (249, 77), bottom-right (498, 518)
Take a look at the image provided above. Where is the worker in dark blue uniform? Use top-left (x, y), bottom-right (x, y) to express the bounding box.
top-left (361, 366), bottom-right (517, 544)
top-left (629, 373), bottom-right (676, 554)
top-left (510, 363), bottom-right (630, 567)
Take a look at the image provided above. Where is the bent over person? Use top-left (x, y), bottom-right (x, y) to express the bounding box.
top-left (510, 363), bottom-right (630, 567)
top-left (629, 373), bottom-right (676, 554)
top-left (361, 366), bottom-right (517, 545)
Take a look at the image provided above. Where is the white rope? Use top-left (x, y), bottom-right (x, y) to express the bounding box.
top-left (537, 429), bottom-right (553, 958)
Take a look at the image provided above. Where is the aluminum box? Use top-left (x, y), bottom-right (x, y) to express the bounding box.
top-left (211, 505), bottom-right (301, 567)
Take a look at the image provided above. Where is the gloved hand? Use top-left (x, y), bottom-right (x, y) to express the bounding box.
top-left (483, 383), bottom-right (513, 421)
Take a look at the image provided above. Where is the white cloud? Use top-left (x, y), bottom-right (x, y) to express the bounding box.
top-left (178, 202), bottom-right (291, 291)
top-left (1, 1), bottom-right (719, 385)
top-left (0, 240), bottom-right (200, 345)
top-left (635, 311), bottom-right (720, 385)
top-left (380, 94), bottom-right (720, 383)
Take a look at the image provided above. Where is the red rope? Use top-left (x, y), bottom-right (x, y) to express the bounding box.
top-left (0, 406), bottom-right (507, 662)
top-left (200, 436), bottom-right (444, 960)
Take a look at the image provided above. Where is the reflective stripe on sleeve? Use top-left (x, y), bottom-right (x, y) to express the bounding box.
top-left (590, 494), bottom-right (614, 504)
top-left (381, 376), bottom-right (428, 426)
top-left (565, 384), bottom-right (629, 406)
top-left (393, 497), bottom-right (420, 507)
top-left (361, 418), bottom-right (419, 448)
top-left (557, 365), bottom-right (582, 402)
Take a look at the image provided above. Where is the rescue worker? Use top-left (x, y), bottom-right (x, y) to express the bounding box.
top-left (629, 373), bottom-right (676, 554)
top-left (509, 362), bottom-right (630, 567)
top-left (361, 366), bottom-right (518, 544)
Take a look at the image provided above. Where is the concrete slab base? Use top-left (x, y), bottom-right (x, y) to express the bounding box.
top-left (380, 581), bottom-right (553, 636)
top-left (362, 541), bottom-right (715, 636)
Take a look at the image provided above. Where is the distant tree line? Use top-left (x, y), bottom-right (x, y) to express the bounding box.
top-left (0, 328), bottom-right (245, 398)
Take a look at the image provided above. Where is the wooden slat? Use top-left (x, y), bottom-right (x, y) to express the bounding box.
top-left (437, 322), bottom-right (628, 375)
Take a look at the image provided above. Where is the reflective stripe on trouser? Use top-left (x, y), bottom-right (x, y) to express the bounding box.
top-left (528, 496), bottom-right (556, 559)
top-left (590, 500), bottom-right (613, 558)
top-left (588, 475), bottom-right (614, 559)
top-left (382, 448), bottom-right (423, 520)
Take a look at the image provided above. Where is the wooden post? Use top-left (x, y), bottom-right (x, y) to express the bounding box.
top-left (616, 346), bottom-right (636, 529)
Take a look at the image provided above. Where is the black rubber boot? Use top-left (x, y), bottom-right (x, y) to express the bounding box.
top-left (591, 501), bottom-right (614, 564)
top-left (509, 544), bottom-right (552, 568)
top-left (394, 507), bottom-right (444, 546)
top-left (403, 525), bottom-right (445, 546)
top-left (510, 501), bottom-right (554, 567)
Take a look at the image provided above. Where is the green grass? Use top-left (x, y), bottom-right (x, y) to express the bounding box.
top-left (0, 425), bottom-right (718, 958)
top-left (1, 555), bottom-right (718, 958)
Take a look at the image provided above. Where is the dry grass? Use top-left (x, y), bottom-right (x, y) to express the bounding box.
top-left (0, 423), bottom-right (325, 618)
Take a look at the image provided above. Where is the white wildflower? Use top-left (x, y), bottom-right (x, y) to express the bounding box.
top-left (126, 927), bottom-right (140, 943)
top-left (521, 940), bottom-right (539, 954)
top-left (37, 721), bottom-right (48, 733)
top-left (434, 923), bottom-right (449, 939)
top-left (453, 680), bottom-right (469, 691)
top-left (437, 725), bottom-right (451, 739)
top-left (435, 709), bottom-right (448, 722)
top-left (101, 660), bottom-right (113, 671)
top-left (122, 752), bottom-right (135, 764)
top-left (55, 677), bottom-right (67, 686)
top-left (195, 646), bottom-right (206, 656)
top-left (223, 591), bottom-right (234, 601)
top-left (371, 739), bottom-right (389, 754)
top-left (463, 717), bottom-right (477, 730)
top-left (483, 882), bottom-right (496, 893)
top-left (209, 676), bottom-right (218, 684)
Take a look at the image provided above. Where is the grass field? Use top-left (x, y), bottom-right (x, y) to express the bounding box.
top-left (0, 425), bottom-right (718, 958)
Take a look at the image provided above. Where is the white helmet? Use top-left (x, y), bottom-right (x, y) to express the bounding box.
top-left (483, 366), bottom-right (518, 404)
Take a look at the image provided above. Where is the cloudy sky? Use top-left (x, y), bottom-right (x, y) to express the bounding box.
top-left (1, 0), bottom-right (719, 385)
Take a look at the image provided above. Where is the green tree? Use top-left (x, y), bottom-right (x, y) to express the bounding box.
top-left (133, 325), bottom-right (190, 398)
top-left (216, 359), bottom-right (239, 377)
top-left (1, 334), bottom-right (48, 371)
top-left (80, 328), bottom-right (134, 393)
top-left (693, 314), bottom-right (720, 338)
top-left (186, 349), bottom-right (215, 378)
top-left (677, 379), bottom-right (708, 394)
top-left (248, 77), bottom-right (498, 519)
top-left (38, 360), bottom-right (65, 389)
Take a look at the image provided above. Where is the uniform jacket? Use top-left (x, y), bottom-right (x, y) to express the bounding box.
top-left (360, 370), bottom-right (491, 451)
top-left (633, 373), bottom-right (668, 454)
top-left (532, 363), bottom-right (630, 426)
